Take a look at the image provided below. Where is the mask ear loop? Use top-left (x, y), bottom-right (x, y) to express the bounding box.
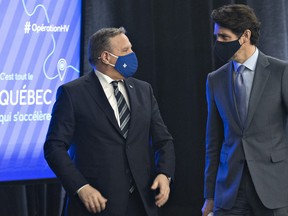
top-left (107, 52), bottom-right (118, 59)
top-left (98, 51), bottom-right (118, 67)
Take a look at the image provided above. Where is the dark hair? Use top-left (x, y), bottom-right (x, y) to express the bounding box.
top-left (211, 4), bottom-right (261, 45)
top-left (88, 27), bottom-right (126, 66)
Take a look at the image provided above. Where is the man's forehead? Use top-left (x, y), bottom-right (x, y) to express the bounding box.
top-left (110, 34), bottom-right (131, 50)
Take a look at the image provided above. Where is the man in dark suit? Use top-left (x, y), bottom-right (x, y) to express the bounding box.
top-left (201, 4), bottom-right (288, 216)
top-left (44, 27), bottom-right (175, 216)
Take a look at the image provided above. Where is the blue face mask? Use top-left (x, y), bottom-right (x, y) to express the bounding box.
top-left (107, 52), bottom-right (138, 78)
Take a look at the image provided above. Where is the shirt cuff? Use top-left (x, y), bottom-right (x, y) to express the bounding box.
top-left (76, 184), bottom-right (89, 194)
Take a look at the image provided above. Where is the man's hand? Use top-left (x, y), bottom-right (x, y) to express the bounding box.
top-left (151, 174), bottom-right (171, 207)
top-left (201, 199), bottom-right (214, 216)
top-left (77, 184), bottom-right (108, 214)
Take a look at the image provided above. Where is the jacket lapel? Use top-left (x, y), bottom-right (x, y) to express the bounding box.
top-left (244, 52), bottom-right (270, 129)
top-left (84, 71), bottom-right (123, 136)
top-left (124, 78), bottom-right (140, 140)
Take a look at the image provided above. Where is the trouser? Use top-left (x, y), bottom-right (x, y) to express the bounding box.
top-left (214, 163), bottom-right (288, 216)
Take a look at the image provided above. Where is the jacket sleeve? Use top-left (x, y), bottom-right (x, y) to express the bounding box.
top-left (149, 85), bottom-right (175, 180)
top-left (44, 85), bottom-right (88, 195)
top-left (204, 73), bottom-right (223, 199)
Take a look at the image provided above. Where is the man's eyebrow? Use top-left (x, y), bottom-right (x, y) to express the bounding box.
top-left (216, 33), bottom-right (230, 37)
top-left (121, 45), bottom-right (132, 51)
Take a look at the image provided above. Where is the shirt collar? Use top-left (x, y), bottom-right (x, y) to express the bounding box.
top-left (95, 70), bottom-right (113, 86)
top-left (95, 70), bottom-right (124, 86)
top-left (233, 47), bottom-right (259, 71)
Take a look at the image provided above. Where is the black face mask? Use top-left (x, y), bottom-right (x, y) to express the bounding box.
top-left (213, 39), bottom-right (241, 64)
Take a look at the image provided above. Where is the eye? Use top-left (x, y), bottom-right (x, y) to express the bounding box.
top-left (221, 35), bottom-right (231, 41)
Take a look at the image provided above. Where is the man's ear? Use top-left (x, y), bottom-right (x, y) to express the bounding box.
top-left (99, 51), bottom-right (110, 64)
top-left (243, 29), bottom-right (252, 43)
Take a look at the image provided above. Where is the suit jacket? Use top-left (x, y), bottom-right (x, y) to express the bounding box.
top-left (44, 71), bottom-right (175, 216)
top-left (204, 51), bottom-right (288, 209)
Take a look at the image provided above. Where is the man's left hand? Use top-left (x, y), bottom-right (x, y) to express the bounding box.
top-left (151, 174), bottom-right (171, 207)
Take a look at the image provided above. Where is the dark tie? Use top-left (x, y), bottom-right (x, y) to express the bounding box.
top-left (234, 65), bottom-right (247, 126)
top-left (111, 81), bottom-right (130, 138)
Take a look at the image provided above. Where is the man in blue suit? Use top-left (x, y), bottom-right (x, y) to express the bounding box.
top-left (44, 27), bottom-right (175, 216)
top-left (202, 4), bottom-right (288, 216)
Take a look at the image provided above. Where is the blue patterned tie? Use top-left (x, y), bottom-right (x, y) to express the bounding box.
top-left (234, 65), bottom-right (247, 126)
top-left (111, 81), bottom-right (130, 138)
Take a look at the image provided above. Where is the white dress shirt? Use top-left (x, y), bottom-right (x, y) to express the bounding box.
top-left (95, 70), bottom-right (130, 126)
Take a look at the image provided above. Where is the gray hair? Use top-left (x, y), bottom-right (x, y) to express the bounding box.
top-left (88, 27), bottom-right (126, 66)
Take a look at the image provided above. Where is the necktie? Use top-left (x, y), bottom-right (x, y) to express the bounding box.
top-left (111, 81), bottom-right (130, 138)
top-left (234, 65), bottom-right (247, 126)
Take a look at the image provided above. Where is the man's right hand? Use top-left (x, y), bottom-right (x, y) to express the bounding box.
top-left (201, 199), bottom-right (214, 216)
top-left (77, 184), bottom-right (108, 214)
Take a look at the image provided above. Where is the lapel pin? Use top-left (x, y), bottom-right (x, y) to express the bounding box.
top-left (129, 84), bottom-right (133, 88)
